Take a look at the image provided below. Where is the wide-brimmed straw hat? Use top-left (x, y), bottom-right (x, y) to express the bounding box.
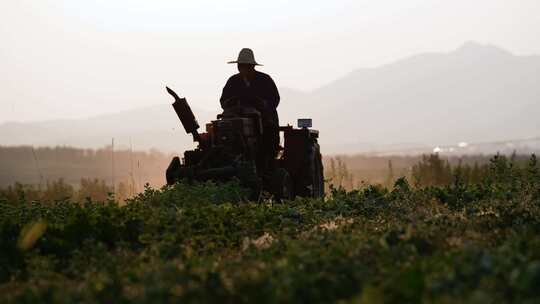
top-left (227, 48), bottom-right (263, 66)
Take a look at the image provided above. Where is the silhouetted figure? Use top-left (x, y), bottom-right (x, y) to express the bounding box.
top-left (220, 48), bottom-right (280, 176)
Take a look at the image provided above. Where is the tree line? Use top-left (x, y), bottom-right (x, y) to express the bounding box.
top-left (1, 146), bottom-right (537, 201)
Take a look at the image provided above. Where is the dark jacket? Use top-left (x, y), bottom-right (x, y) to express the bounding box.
top-left (220, 71), bottom-right (280, 126)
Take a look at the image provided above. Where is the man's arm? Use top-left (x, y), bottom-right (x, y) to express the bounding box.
top-left (220, 76), bottom-right (234, 109)
top-left (266, 75), bottom-right (280, 109)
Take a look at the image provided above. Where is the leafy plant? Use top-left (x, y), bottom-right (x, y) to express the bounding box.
top-left (1, 154), bottom-right (540, 303)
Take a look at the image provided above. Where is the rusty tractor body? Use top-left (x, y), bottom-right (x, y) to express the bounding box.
top-left (165, 87), bottom-right (324, 200)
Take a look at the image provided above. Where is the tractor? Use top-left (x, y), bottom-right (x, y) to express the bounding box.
top-left (165, 87), bottom-right (324, 200)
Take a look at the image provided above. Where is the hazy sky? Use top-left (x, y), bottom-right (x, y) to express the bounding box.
top-left (1, 0), bottom-right (539, 123)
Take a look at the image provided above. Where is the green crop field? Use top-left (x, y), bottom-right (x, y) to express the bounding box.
top-left (1, 154), bottom-right (540, 303)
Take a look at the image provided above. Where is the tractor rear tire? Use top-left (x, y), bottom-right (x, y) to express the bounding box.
top-left (166, 157), bottom-right (181, 185)
top-left (310, 142), bottom-right (325, 198)
top-left (292, 141), bottom-right (324, 198)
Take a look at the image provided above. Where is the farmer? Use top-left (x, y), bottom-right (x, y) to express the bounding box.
top-left (220, 48), bottom-right (281, 174)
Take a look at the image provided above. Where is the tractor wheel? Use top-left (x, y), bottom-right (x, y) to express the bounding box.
top-left (313, 144), bottom-right (325, 197)
top-left (270, 168), bottom-right (293, 202)
top-left (310, 142), bottom-right (325, 198)
top-left (296, 141), bottom-right (325, 198)
top-left (166, 157), bottom-right (181, 185)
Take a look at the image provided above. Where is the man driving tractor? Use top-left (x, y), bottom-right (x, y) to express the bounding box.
top-left (220, 48), bottom-right (280, 177)
top-left (165, 48), bottom-right (324, 199)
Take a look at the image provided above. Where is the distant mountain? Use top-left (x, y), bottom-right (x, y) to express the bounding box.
top-left (1, 42), bottom-right (539, 154)
top-left (302, 42), bottom-right (540, 152)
